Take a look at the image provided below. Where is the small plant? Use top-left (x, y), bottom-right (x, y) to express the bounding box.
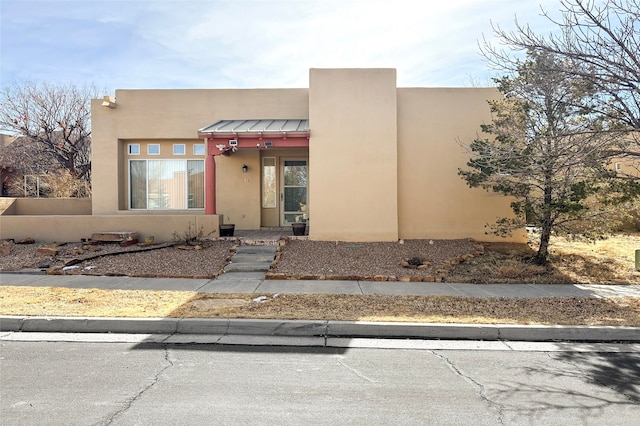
top-left (172, 222), bottom-right (216, 246)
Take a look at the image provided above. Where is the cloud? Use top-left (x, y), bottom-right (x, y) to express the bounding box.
top-left (1, 0), bottom-right (565, 90)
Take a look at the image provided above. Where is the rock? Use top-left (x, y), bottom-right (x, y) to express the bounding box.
top-left (36, 246), bottom-right (59, 256)
top-left (265, 272), bottom-right (286, 280)
top-left (92, 232), bottom-right (138, 242)
top-left (16, 237), bottom-right (35, 245)
top-left (0, 240), bottom-right (13, 256)
top-left (417, 261), bottom-right (432, 270)
top-left (326, 275), bottom-right (349, 281)
top-left (298, 274), bottom-right (318, 280)
top-left (119, 239), bottom-right (139, 247)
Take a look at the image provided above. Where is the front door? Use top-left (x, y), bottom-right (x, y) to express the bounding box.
top-left (281, 158), bottom-right (308, 225)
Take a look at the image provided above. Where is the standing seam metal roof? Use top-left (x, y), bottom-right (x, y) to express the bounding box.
top-left (198, 119), bottom-right (309, 134)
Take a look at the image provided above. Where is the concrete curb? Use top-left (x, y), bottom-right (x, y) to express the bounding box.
top-left (2, 316), bottom-right (639, 343)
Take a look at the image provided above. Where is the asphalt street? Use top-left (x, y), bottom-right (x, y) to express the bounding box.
top-left (1, 339), bottom-right (639, 425)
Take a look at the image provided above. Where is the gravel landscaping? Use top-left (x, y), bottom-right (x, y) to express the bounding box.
top-left (0, 240), bottom-right (236, 278)
top-left (269, 239), bottom-right (482, 281)
top-left (0, 238), bottom-right (481, 281)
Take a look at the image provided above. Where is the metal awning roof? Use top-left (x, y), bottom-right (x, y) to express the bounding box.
top-left (198, 119), bottom-right (309, 136)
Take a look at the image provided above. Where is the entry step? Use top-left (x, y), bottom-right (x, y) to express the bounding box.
top-left (224, 262), bottom-right (272, 273)
top-left (235, 245), bottom-right (278, 255)
top-left (231, 253), bottom-right (275, 263)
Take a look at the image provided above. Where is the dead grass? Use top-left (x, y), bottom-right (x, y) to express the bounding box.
top-left (1, 286), bottom-right (639, 326)
top-left (445, 234), bottom-right (640, 284)
top-left (548, 234), bottom-right (640, 284)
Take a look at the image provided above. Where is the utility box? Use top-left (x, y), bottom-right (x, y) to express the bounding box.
top-left (636, 248), bottom-right (640, 271)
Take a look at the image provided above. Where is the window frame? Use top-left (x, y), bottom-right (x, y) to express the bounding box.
top-left (173, 144), bottom-right (186, 155)
top-left (128, 143), bottom-right (140, 155)
top-left (193, 144), bottom-right (205, 155)
top-left (147, 144), bottom-right (160, 155)
top-left (128, 158), bottom-right (205, 210)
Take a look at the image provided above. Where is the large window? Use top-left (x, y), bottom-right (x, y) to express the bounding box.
top-left (130, 159), bottom-right (204, 209)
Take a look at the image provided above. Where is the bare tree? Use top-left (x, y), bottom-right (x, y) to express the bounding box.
top-left (460, 51), bottom-right (638, 264)
top-left (0, 81), bottom-right (100, 182)
top-left (0, 136), bottom-right (51, 177)
top-left (482, 0), bottom-right (640, 159)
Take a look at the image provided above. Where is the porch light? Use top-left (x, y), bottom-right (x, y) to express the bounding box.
top-left (242, 164), bottom-right (248, 173)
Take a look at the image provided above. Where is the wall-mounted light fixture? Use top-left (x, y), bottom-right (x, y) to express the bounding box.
top-left (242, 164), bottom-right (248, 173)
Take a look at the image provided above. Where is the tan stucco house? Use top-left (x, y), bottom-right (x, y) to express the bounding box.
top-left (0, 68), bottom-right (524, 243)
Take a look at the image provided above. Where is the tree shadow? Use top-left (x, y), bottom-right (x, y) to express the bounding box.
top-left (552, 348), bottom-right (640, 403)
top-left (490, 344), bottom-right (640, 420)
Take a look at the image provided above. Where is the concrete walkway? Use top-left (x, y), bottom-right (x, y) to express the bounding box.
top-left (2, 272), bottom-right (639, 343)
top-left (1, 271), bottom-right (640, 298)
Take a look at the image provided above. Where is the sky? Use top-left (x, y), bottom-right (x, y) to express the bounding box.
top-left (1, 0), bottom-right (564, 92)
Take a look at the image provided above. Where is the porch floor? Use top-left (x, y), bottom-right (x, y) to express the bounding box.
top-left (233, 227), bottom-right (307, 242)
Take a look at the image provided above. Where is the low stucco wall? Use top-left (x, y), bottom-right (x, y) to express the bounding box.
top-left (0, 198), bottom-right (17, 215)
top-left (0, 198), bottom-right (92, 216)
top-left (0, 214), bottom-right (221, 243)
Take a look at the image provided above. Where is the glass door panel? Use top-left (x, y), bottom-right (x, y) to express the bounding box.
top-left (282, 159), bottom-right (308, 225)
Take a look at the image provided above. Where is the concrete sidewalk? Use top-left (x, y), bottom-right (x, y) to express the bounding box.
top-left (2, 272), bottom-right (640, 343)
top-left (2, 271), bottom-right (640, 298)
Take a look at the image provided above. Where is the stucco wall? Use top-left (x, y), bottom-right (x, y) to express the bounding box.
top-left (215, 149), bottom-right (262, 229)
top-left (0, 214), bottom-right (220, 243)
top-left (0, 198), bottom-right (17, 215)
top-left (0, 198), bottom-right (91, 215)
top-left (87, 69), bottom-right (527, 243)
top-left (91, 88), bottom-right (309, 217)
top-left (308, 68), bottom-right (399, 241)
top-left (397, 88), bottom-right (525, 242)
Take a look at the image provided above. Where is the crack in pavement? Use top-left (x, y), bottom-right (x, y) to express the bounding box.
top-left (97, 345), bottom-right (175, 426)
top-left (337, 359), bottom-right (376, 383)
top-left (430, 350), bottom-right (506, 425)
